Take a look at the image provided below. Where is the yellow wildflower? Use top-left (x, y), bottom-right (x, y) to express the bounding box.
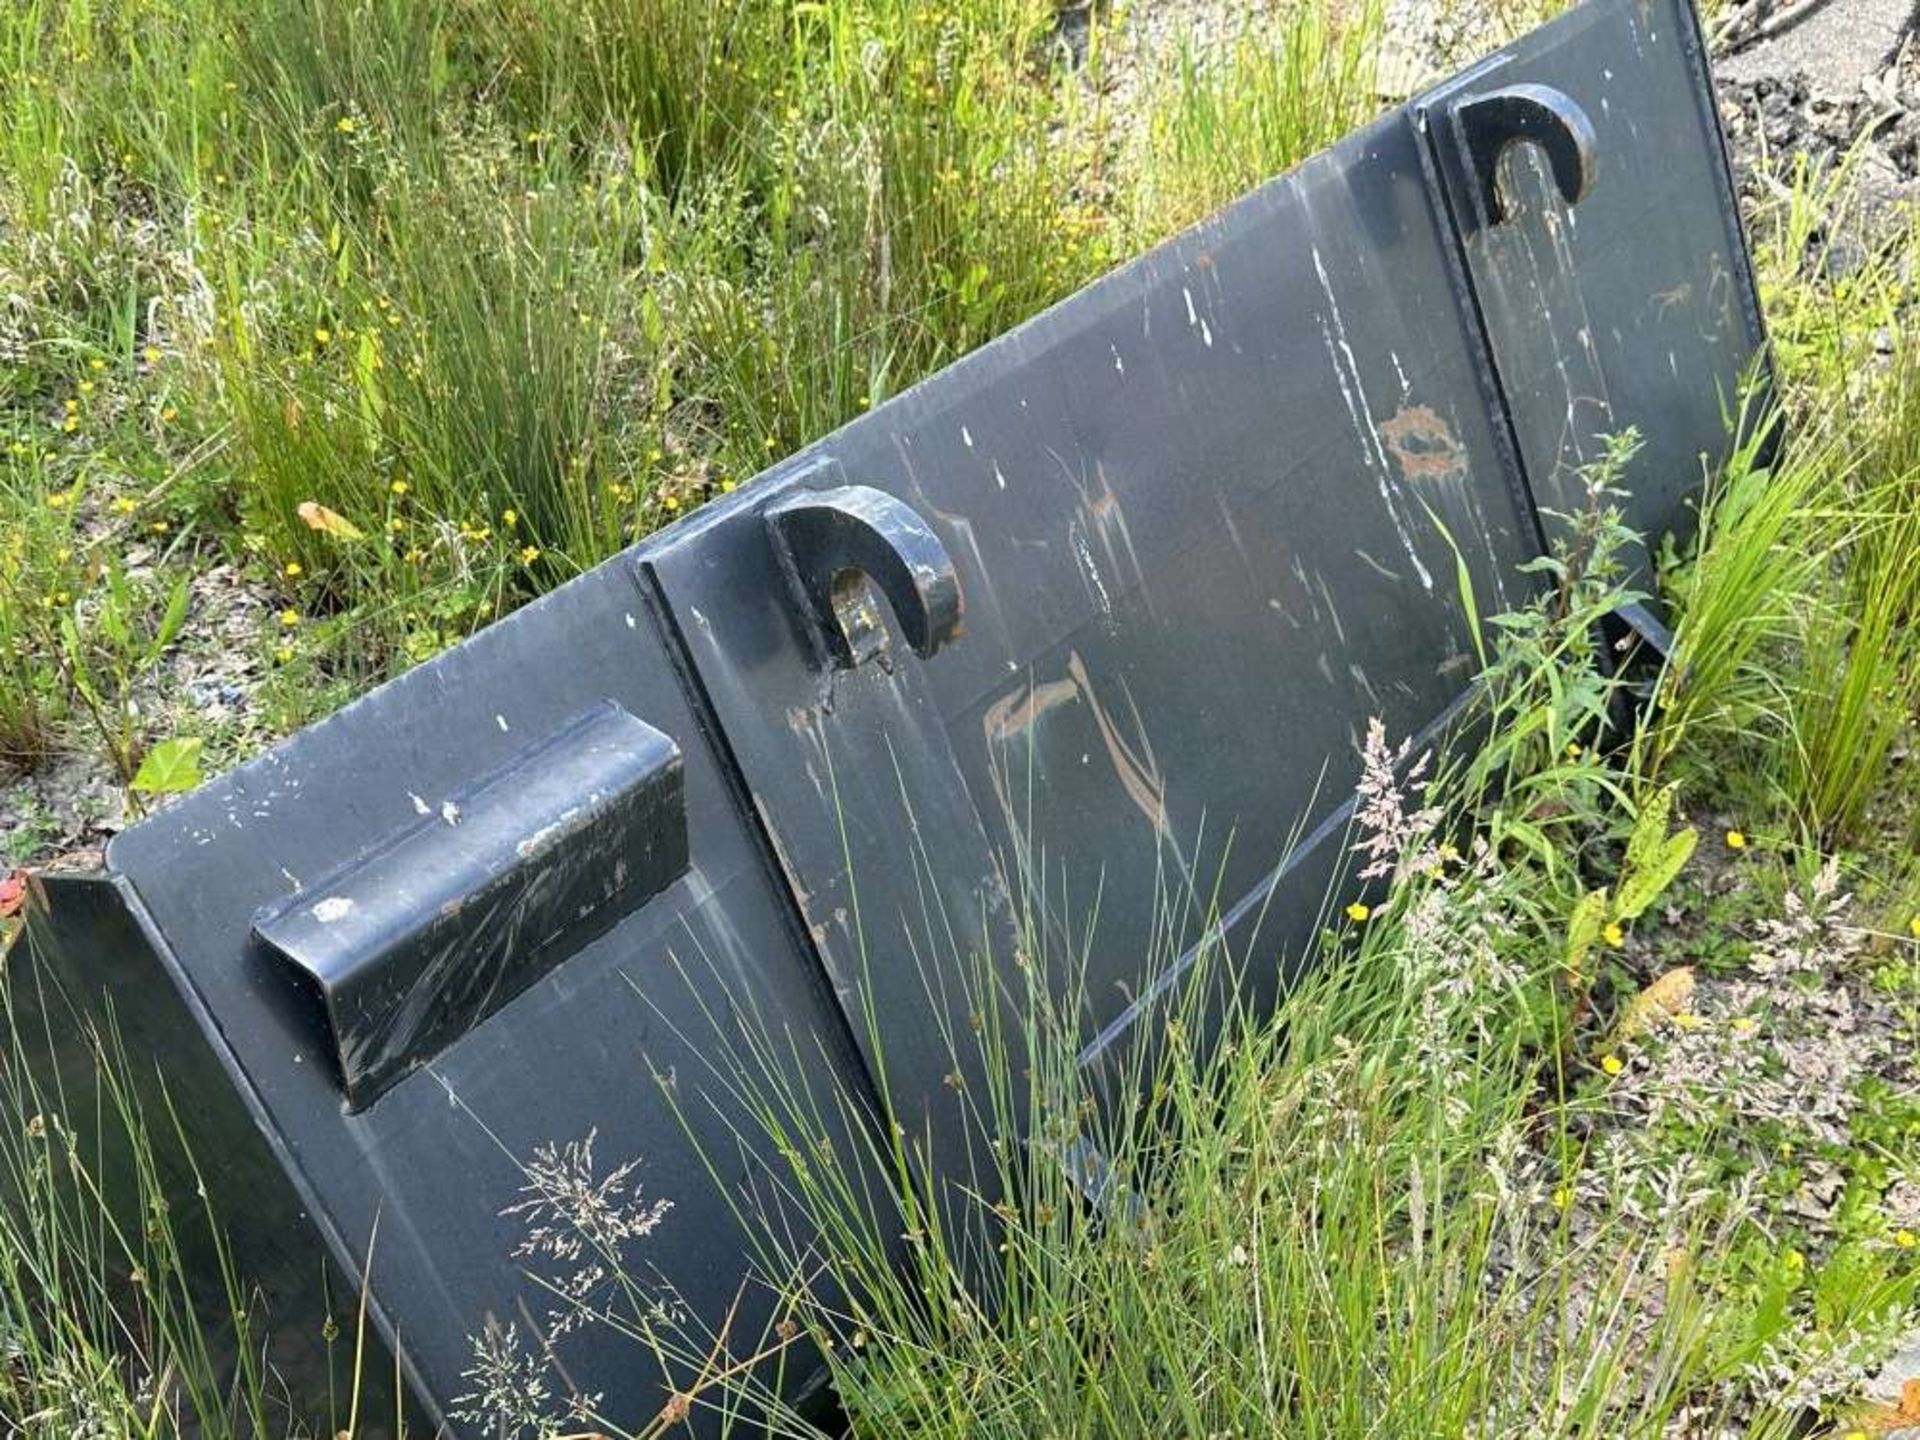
top-left (1908, 916), bottom-right (1920, 940)
top-left (278, 609), bottom-right (300, 627)
top-left (336, 115), bottom-right (356, 134)
top-left (518, 545), bottom-right (540, 565)
top-left (1603, 921), bottom-right (1625, 948)
top-left (389, 479), bottom-right (408, 495)
top-left (1896, 1230), bottom-right (1917, 1249)
top-left (1600, 1054), bottom-right (1624, 1076)
top-left (1725, 829), bottom-right (1747, 850)
top-left (1344, 902), bottom-right (1371, 923)
top-left (501, 508), bottom-right (517, 527)
top-left (161, 406), bottom-right (177, 422)
top-left (313, 327), bottom-right (331, 346)
top-left (283, 561), bottom-right (302, 577)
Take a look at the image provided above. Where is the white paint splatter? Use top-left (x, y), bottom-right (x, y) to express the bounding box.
top-left (441, 801), bottom-right (461, 826)
top-left (313, 896), bottom-right (355, 924)
top-left (1071, 526), bottom-right (1113, 619)
top-left (1312, 247), bottom-right (1433, 591)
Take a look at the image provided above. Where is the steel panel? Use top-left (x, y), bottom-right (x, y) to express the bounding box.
top-left (92, 568), bottom-right (868, 1430)
top-left (642, 102), bottom-right (1542, 1108)
top-left (1420, 0), bottom-right (1768, 556)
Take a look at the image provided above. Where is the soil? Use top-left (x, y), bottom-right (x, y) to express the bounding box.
top-left (0, 556), bottom-right (281, 868)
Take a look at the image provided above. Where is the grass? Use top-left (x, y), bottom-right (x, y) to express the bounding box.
top-left (4, 0), bottom-right (1920, 1436)
top-left (10, 0), bottom-right (1361, 775)
top-left (1646, 148), bottom-right (1920, 845)
top-left (0, 972), bottom-right (289, 1436)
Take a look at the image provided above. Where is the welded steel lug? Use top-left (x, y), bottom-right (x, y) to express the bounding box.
top-left (250, 701), bottom-right (687, 1111)
top-left (1607, 600), bottom-right (1676, 665)
top-left (1601, 599), bottom-right (1681, 736)
top-left (1456, 83), bottom-right (1598, 223)
top-left (765, 484), bottom-right (964, 668)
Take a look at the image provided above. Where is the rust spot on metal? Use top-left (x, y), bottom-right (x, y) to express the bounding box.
top-left (1380, 404), bottom-right (1469, 484)
top-left (1653, 282), bottom-right (1691, 320)
top-left (751, 792), bottom-right (816, 922)
top-left (982, 678), bottom-right (1080, 745)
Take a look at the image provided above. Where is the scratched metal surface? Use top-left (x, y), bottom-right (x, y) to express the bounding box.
top-left (643, 102), bottom-right (1541, 1115)
top-left (23, 0), bottom-right (1765, 1432)
top-left (251, 700), bottom-right (690, 1110)
top-left (94, 574), bottom-right (870, 1431)
top-left (1421, 0), bottom-right (1767, 555)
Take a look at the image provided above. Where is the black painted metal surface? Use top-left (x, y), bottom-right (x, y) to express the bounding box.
top-left (253, 700), bottom-right (688, 1109)
top-left (19, 0), bottom-right (1767, 1432)
top-left (1419, 0), bottom-right (1768, 557)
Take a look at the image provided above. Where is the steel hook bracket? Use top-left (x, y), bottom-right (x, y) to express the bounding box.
top-left (1455, 83), bottom-right (1598, 224)
top-left (765, 483), bottom-right (964, 669)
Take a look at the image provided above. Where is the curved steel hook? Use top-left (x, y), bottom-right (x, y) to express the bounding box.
top-left (1456, 83), bottom-right (1597, 225)
top-left (765, 484), bottom-right (964, 670)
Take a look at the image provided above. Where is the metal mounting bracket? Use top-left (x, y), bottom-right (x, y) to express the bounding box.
top-left (1456, 83), bottom-right (1598, 224)
top-left (765, 483), bottom-right (964, 669)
